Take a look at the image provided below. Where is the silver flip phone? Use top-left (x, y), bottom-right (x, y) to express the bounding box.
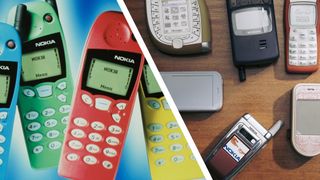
top-left (205, 114), bottom-right (283, 179)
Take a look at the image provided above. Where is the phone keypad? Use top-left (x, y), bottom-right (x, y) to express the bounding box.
top-left (150, 0), bottom-right (201, 46)
top-left (289, 28), bottom-right (317, 66)
top-left (64, 93), bottom-right (128, 169)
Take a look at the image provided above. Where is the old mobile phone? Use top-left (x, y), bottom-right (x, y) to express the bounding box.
top-left (292, 83), bottom-right (320, 157)
top-left (205, 114), bottom-right (283, 179)
top-left (8, 0), bottom-right (74, 169)
top-left (139, 63), bottom-right (204, 179)
top-left (227, 0), bottom-right (279, 82)
top-left (285, 0), bottom-right (319, 73)
top-left (58, 11), bottom-right (144, 180)
top-left (146, 0), bottom-right (211, 54)
top-left (0, 23), bottom-right (21, 180)
top-left (161, 71), bottom-right (223, 112)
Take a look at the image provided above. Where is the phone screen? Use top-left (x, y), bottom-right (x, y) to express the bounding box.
top-left (0, 74), bottom-right (10, 104)
top-left (232, 7), bottom-right (272, 36)
top-left (143, 65), bottom-right (161, 94)
top-left (290, 4), bottom-right (316, 27)
top-left (296, 100), bottom-right (320, 135)
top-left (86, 58), bottom-right (134, 96)
top-left (22, 48), bottom-right (62, 82)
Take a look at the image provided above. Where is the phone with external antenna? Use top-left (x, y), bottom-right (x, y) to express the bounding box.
top-left (0, 23), bottom-right (21, 180)
top-left (8, 0), bottom-right (74, 169)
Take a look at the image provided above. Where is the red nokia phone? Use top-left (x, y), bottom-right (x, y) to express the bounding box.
top-left (58, 11), bottom-right (144, 180)
top-left (285, 0), bottom-right (320, 73)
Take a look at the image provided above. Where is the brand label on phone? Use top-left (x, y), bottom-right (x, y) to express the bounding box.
top-left (223, 136), bottom-right (249, 162)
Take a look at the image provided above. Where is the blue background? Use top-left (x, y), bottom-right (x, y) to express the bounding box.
top-left (0, 0), bottom-right (151, 179)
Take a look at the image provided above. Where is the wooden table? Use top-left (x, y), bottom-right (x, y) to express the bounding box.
top-left (126, 0), bottom-right (320, 179)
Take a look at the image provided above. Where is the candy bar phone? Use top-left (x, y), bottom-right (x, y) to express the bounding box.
top-left (58, 11), bottom-right (144, 180)
top-left (227, 0), bottom-right (279, 81)
top-left (8, 0), bottom-right (74, 169)
top-left (0, 23), bottom-right (21, 180)
top-left (292, 84), bottom-right (320, 157)
top-left (139, 63), bottom-right (204, 179)
top-left (205, 114), bottom-right (283, 179)
top-left (285, 0), bottom-right (320, 73)
top-left (146, 0), bottom-right (211, 54)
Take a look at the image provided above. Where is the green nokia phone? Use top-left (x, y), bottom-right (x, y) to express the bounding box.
top-left (8, 0), bottom-right (73, 169)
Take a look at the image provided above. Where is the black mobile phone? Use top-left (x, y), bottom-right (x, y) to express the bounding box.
top-left (226, 0), bottom-right (279, 82)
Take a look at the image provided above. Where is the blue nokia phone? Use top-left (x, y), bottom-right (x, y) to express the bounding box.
top-left (0, 23), bottom-right (21, 180)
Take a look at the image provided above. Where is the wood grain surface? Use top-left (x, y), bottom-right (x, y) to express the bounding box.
top-left (126, 0), bottom-right (320, 179)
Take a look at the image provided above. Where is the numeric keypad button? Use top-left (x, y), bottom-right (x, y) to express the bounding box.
top-left (74, 117), bottom-right (88, 127)
top-left (0, 146), bottom-right (4, 154)
top-left (71, 129), bottom-right (86, 139)
top-left (148, 124), bottom-right (163, 132)
top-left (151, 146), bottom-right (165, 154)
top-left (67, 153), bottom-right (79, 161)
top-left (103, 161), bottom-right (113, 169)
top-left (82, 94), bottom-right (92, 105)
top-left (172, 155), bottom-right (184, 163)
top-left (68, 140), bottom-right (83, 150)
top-left (149, 135), bottom-right (164, 143)
top-left (29, 133), bottom-right (42, 142)
top-left (42, 108), bottom-right (56, 117)
top-left (49, 141), bottom-right (62, 150)
top-left (86, 144), bottom-right (100, 154)
top-left (108, 125), bottom-right (122, 135)
top-left (103, 148), bottom-right (117, 157)
top-left (161, 99), bottom-right (170, 110)
top-left (45, 119), bottom-right (58, 128)
top-left (57, 82), bottom-right (67, 90)
top-left (58, 94), bottom-right (67, 103)
top-left (37, 85), bottom-right (53, 98)
top-left (0, 135), bottom-right (6, 144)
top-left (155, 159), bottom-right (165, 166)
top-left (33, 146), bottom-right (44, 154)
top-left (59, 105), bottom-right (71, 114)
top-left (23, 89), bottom-right (35, 97)
top-left (26, 111), bottom-right (39, 120)
top-left (168, 133), bottom-right (182, 140)
top-left (170, 144), bottom-right (183, 152)
top-left (106, 137), bottom-right (120, 146)
top-left (27, 122), bottom-right (41, 131)
top-left (88, 133), bottom-right (103, 142)
top-left (60, 116), bottom-right (69, 124)
top-left (47, 130), bottom-right (60, 139)
top-left (0, 124), bottom-right (2, 132)
top-left (83, 155), bottom-right (97, 165)
top-left (91, 121), bottom-right (105, 131)
top-left (167, 121), bottom-right (179, 129)
top-left (112, 114), bottom-right (121, 123)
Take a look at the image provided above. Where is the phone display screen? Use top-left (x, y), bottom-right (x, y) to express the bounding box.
top-left (232, 7), bottom-right (273, 36)
top-left (0, 74), bottom-right (10, 104)
top-left (290, 4), bottom-right (316, 27)
top-left (22, 48), bottom-right (62, 82)
top-left (86, 58), bottom-right (134, 96)
top-left (143, 65), bottom-right (161, 94)
top-left (162, 0), bottom-right (190, 35)
top-left (223, 136), bottom-right (249, 162)
top-left (296, 100), bottom-right (320, 135)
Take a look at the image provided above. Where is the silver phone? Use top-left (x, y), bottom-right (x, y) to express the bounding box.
top-left (161, 71), bottom-right (223, 112)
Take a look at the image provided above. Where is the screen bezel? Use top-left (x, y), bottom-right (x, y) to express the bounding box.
top-left (0, 61), bottom-right (18, 108)
top-left (289, 3), bottom-right (317, 28)
top-left (82, 49), bottom-right (142, 100)
top-left (140, 63), bottom-right (163, 98)
top-left (21, 33), bottom-right (66, 86)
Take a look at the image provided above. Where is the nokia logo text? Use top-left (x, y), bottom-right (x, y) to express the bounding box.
top-left (114, 55), bottom-right (135, 64)
top-left (224, 144), bottom-right (241, 162)
top-left (35, 40), bottom-right (56, 47)
top-left (0, 66), bottom-right (9, 70)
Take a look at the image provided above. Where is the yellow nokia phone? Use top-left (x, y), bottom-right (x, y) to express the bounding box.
top-left (139, 63), bottom-right (204, 180)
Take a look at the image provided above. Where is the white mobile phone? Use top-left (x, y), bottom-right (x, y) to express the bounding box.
top-left (161, 71), bottom-right (223, 112)
top-left (292, 83), bottom-right (320, 157)
top-left (146, 0), bottom-right (211, 55)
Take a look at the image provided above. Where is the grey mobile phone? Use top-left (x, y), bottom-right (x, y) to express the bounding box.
top-left (161, 71), bottom-right (223, 112)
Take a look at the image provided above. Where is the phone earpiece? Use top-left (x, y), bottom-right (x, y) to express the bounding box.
top-left (104, 22), bottom-right (131, 47)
